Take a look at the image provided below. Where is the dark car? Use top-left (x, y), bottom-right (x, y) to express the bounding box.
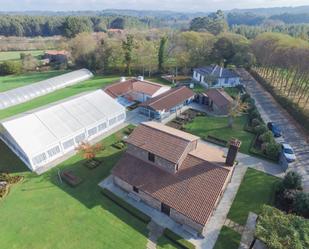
top-left (267, 122), bottom-right (282, 137)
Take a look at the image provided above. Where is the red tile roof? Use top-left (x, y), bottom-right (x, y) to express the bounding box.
top-left (206, 88), bottom-right (233, 108)
top-left (112, 152), bottom-right (232, 226)
top-left (104, 79), bottom-right (167, 98)
top-left (45, 50), bottom-right (68, 56)
top-left (140, 86), bottom-right (195, 111)
top-left (126, 122), bottom-right (199, 164)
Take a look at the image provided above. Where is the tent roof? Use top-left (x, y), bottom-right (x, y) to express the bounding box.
top-left (0, 69), bottom-right (93, 110)
top-left (1, 90), bottom-right (125, 156)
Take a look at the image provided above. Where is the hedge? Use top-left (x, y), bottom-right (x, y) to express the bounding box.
top-left (101, 188), bottom-right (151, 223)
top-left (249, 69), bottom-right (309, 135)
top-left (163, 228), bottom-right (196, 249)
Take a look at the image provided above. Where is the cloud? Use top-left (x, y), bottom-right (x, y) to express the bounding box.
top-left (0, 0), bottom-right (307, 12)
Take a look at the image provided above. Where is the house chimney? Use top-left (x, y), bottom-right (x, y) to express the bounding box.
top-left (120, 77), bottom-right (126, 82)
top-left (226, 138), bottom-right (241, 166)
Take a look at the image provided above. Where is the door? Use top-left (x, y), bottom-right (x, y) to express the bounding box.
top-left (161, 203), bottom-right (170, 216)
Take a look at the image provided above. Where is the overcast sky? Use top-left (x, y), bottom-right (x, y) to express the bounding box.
top-left (0, 0), bottom-right (308, 12)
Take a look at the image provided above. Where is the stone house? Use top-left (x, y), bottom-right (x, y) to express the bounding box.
top-left (112, 122), bottom-right (241, 234)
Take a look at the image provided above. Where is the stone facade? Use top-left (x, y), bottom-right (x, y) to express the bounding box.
top-left (126, 144), bottom-right (177, 174)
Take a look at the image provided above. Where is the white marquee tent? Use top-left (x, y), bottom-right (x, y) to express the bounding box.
top-left (0, 69), bottom-right (93, 110)
top-left (0, 90), bottom-right (126, 172)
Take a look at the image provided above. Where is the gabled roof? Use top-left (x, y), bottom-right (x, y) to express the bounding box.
top-left (194, 65), bottom-right (239, 79)
top-left (45, 50), bottom-right (69, 56)
top-left (126, 121), bottom-right (199, 164)
top-left (104, 79), bottom-right (168, 99)
top-left (140, 86), bottom-right (195, 111)
top-left (206, 88), bottom-right (234, 107)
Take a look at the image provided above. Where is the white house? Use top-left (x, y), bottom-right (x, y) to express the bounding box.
top-left (0, 69), bottom-right (93, 110)
top-left (0, 90), bottom-right (126, 172)
top-left (193, 65), bottom-right (240, 88)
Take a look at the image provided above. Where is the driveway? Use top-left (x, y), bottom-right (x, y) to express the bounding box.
top-left (237, 69), bottom-right (309, 191)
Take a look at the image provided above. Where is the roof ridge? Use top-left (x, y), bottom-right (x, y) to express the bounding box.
top-left (147, 86), bottom-right (186, 106)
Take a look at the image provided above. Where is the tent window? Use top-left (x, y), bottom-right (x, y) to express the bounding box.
top-left (117, 113), bottom-right (125, 121)
top-left (32, 153), bottom-right (47, 165)
top-left (98, 122), bottom-right (107, 131)
top-left (47, 146), bottom-right (61, 158)
top-left (88, 127), bottom-right (97, 137)
top-left (109, 117), bottom-right (117, 126)
top-left (75, 133), bottom-right (86, 144)
top-left (63, 139), bottom-right (74, 149)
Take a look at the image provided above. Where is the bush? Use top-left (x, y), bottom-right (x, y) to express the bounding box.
top-left (259, 131), bottom-right (274, 143)
top-left (0, 61), bottom-right (22, 75)
top-left (282, 171), bottom-right (302, 190)
top-left (249, 109), bottom-right (260, 121)
top-left (265, 142), bottom-right (280, 158)
top-left (251, 118), bottom-right (261, 127)
top-left (294, 192), bottom-right (309, 218)
top-left (254, 124), bottom-right (268, 135)
top-left (101, 188), bottom-right (151, 223)
top-left (163, 229), bottom-right (196, 249)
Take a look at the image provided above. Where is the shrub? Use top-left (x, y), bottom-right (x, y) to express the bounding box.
top-left (254, 124), bottom-right (268, 135)
top-left (101, 188), bottom-right (151, 223)
top-left (251, 118), bottom-right (261, 127)
top-left (294, 192), bottom-right (309, 218)
top-left (0, 61), bottom-right (22, 75)
top-left (282, 171), bottom-right (303, 190)
top-left (163, 229), bottom-right (196, 249)
top-left (264, 142), bottom-right (280, 159)
top-left (259, 131), bottom-right (274, 143)
top-left (249, 109), bottom-right (260, 121)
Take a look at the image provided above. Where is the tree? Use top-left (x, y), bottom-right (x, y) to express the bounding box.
top-left (211, 37), bottom-right (236, 66)
top-left (122, 35), bottom-right (134, 75)
top-left (62, 16), bottom-right (92, 38)
top-left (282, 171), bottom-right (303, 190)
top-left (0, 61), bottom-right (22, 75)
top-left (158, 36), bottom-right (168, 73)
top-left (294, 192), bottom-right (309, 218)
top-left (22, 54), bottom-right (39, 72)
top-left (110, 17), bottom-right (125, 29)
top-left (227, 96), bottom-right (249, 128)
top-left (76, 142), bottom-right (103, 160)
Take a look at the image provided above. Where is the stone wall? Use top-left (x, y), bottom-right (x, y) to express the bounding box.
top-left (126, 144), bottom-right (176, 174)
top-left (170, 208), bottom-right (204, 232)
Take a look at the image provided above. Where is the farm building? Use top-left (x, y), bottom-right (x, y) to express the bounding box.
top-left (193, 65), bottom-right (240, 88)
top-left (0, 69), bottom-right (93, 110)
top-left (43, 50), bottom-right (69, 63)
top-left (104, 77), bottom-right (170, 107)
top-left (112, 122), bottom-right (240, 234)
top-left (139, 86), bottom-right (195, 120)
top-left (0, 90), bottom-right (126, 172)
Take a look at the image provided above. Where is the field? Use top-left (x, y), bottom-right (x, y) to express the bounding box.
top-left (227, 168), bottom-right (280, 225)
top-left (184, 115), bottom-right (255, 154)
top-left (0, 75), bottom-right (119, 120)
top-left (0, 70), bottom-right (68, 92)
top-left (0, 50), bottom-right (44, 61)
top-left (0, 127), bottom-right (149, 249)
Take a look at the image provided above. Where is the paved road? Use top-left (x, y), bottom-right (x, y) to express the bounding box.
top-left (237, 69), bottom-right (309, 191)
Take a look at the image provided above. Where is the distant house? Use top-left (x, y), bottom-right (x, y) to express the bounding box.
top-left (104, 77), bottom-right (171, 107)
top-left (112, 122), bottom-right (241, 234)
top-left (139, 86), bottom-right (195, 120)
top-left (196, 88), bottom-right (234, 115)
top-left (193, 65), bottom-right (240, 88)
top-left (44, 50), bottom-right (69, 63)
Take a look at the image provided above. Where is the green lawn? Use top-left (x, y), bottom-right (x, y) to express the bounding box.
top-left (213, 226), bottom-right (241, 249)
top-left (0, 75), bottom-right (119, 120)
top-left (146, 77), bottom-right (173, 86)
top-left (0, 70), bottom-right (68, 92)
top-left (0, 126), bottom-right (149, 249)
top-left (156, 236), bottom-right (181, 249)
top-left (184, 115), bottom-right (255, 154)
top-left (0, 50), bottom-right (44, 61)
top-left (224, 87), bottom-right (241, 99)
top-left (227, 168), bottom-right (280, 225)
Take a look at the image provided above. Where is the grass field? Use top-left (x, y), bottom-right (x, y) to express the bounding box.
top-left (213, 226), bottom-right (241, 249)
top-left (0, 75), bottom-right (119, 120)
top-left (0, 127), bottom-right (149, 249)
top-left (0, 70), bottom-right (68, 92)
top-left (0, 50), bottom-right (44, 61)
top-left (184, 115), bottom-right (255, 154)
top-left (156, 236), bottom-right (180, 249)
top-left (227, 168), bottom-right (280, 225)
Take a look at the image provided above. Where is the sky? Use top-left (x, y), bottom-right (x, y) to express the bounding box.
top-left (0, 0), bottom-right (308, 12)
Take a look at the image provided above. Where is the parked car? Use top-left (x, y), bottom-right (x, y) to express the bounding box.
top-left (281, 143), bottom-right (296, 163)
top-left (267, 122), bottom-right (282, 137)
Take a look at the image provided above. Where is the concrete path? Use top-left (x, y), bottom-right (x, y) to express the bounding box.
top-left (146, 221), bottom-right (164, 249)
top-left (224, 219), bottom-right (244, 234)
top-left (237, 69), bottom-right (309, 191)
top-left (238, 212), bottom-right (258, 249)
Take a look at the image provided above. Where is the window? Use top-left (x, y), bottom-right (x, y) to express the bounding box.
top-left (148, 152), bottom-right (155, 162)
top-left (133, 186), bottom-right (139, 193)
top-left (109, 117), bottom-right (117, 126)
top-left (117, 113), bottom-right (125, 121)
top-left (47, 146), bottom-right (61, 158)
top-left (75, 133), bottom-right (86, 144)
top-left (88, 127), bottom-right (97, 137)
top-left (161, 203), bottom-right (170, 216)
top-left (98, 122), bottom-right (107, 131)
top-left (63, 139), bottom-right (74, 150)
top-left (32, 153), bottom-right (47, 165)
